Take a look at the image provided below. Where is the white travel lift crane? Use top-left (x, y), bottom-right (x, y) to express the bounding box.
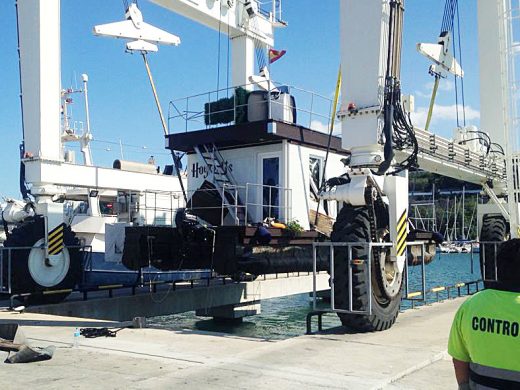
top-left (144, 0), bottom-right (516, 331)
top-left (1, 0), bottom-right (517, 333)
top-left (1, 0), bottom-right (186, 302)
top-left (316, 0), bottom-right (516, 331)
top-left (1, 0), bottom-right (288, 305)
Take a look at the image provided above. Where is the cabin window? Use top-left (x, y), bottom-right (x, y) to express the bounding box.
top-left (262, 157), bottom-right (280, 219)
top-left (309, 156), bottom-right (323, 202)
top-left (100, 201), bottom-right (116, 216)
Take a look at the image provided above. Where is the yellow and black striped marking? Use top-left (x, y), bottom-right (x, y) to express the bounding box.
top-left (48, 223), bottom-right (65, 255)
top-left (396, 209), bottom-right (408, 257)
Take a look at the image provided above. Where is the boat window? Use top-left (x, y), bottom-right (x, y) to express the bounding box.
top-left (262, 157), bottom-right (280, 219)
top-left (309, 156), bottom-right (323, 202)
top-left (75, 202), bottom-right (89, 215)
top-left (100, 201), bottom-right (116, 216)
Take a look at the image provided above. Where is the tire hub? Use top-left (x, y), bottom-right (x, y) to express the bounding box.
top-left (377, 248), bottom-right (402, 299)
top-left (28, 239), bottom-right (70, 287)
top-left (367, 186), bottom-right (403, 301)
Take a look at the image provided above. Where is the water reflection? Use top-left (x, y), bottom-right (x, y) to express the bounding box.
top-left (149, 253), bottom-right (481, 339)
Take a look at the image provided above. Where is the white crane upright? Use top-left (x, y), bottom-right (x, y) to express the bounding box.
top-left (319, 0), bottom-right (518, 331)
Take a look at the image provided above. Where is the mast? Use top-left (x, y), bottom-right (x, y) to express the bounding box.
top-left (462, 185), bottom-right (465, 240)
top-left (445, 197), bottom-right (450, 241)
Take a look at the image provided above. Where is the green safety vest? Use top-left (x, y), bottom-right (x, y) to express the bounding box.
top-left (448, 289), bottom-right (520, 388)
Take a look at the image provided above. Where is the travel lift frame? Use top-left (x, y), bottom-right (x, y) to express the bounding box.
top-left (99, 0), bottom-right (514, 330)
top-left (4, 0), bottom-right (281, 297)
top-left (5, 0), bottom-right (515, 330)
top-left (317, 0), bottom-right (515, 330)
top-left (4, 0), bottom-right (184, 295)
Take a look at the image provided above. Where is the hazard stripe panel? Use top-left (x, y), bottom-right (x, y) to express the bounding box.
top-left (396, 209), bottom-right (407, 256)
top-left (48, 223), bottom-right (65, 255)
top-left (48, 224), bottom-right (63, 240)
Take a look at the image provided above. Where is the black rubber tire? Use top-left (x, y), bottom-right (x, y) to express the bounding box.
top-left (479, 215), bottom-right (508, 285)
top-left (331, 205), bottom-right (402, 332)
top-left (3, 216), bottom-right (81, 303)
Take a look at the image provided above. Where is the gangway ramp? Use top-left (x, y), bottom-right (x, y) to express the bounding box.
top-left (23, 273), bottom-right (329, 322)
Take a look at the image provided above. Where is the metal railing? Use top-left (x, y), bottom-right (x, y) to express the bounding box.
top-left (480, 240), bottom-right (502, 283)
top-left (256, 0), bottom-right (285, 23)
top-left (311, 242), bottom-right (394, 316)
top-left (412, 128), bottom-right (507, 182)
top-left (244, 182), bottom-right (292, 224)
top-left (142, 190), bottom-right (185, 226)
top-left (401, 241), bottom-right (482, 307)
top-left (167, 81), bottom-right (337, 135)
top-left (126, 182), bottom-right (292, 227)
top-left (310, 240), bottom-right (501, 317)
top-left (398, 240), bottom-right (498, 305)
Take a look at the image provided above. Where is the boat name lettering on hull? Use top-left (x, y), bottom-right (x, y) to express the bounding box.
top-left (191, 161), bottom-right (233, 179)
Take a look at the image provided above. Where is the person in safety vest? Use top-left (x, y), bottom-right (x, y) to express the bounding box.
top-left (448, 238), bottom-right (520, 389)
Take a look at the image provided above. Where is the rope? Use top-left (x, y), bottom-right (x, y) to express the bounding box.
top-left (453, 34), bottom-right (460, 127)
top-left (227, 11), bottom-right (231, 93)
top-left (249, 15), bottom-right (267, 71)
top-left (440, 0), bottom-right (467, 128)
top-left (216, 3), bottom-right (222, 98)
top-left (148, 280), bottom-right (174, 304)
top-left (441, 0), bottom-right (457, 32)
top-left (456, 2), bottom-right (466, 126)
top-left (315, 67), bottom-right (341, 227)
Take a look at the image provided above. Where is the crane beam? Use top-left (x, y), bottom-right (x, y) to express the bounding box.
top-left (402, 127), bottom-right (507, 187)
top-left (149, 0), bottom-right (274, 46)
top-left (149, 0), bottom-right (275, 87)
top-left (23, 158), bottom-right (181, 193)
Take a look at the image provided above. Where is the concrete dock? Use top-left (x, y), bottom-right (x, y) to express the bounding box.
top-left (0, 297), bottom-right (464, 389)
top-left (23, 273), bottom-right (330, 321)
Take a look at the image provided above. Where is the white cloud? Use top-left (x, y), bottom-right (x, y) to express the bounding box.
top-left (414, 79), bottom-right (455, 99)
top-left (310, 120), bottom-right (330, 133)
top-left (427, 79), bottom-right (455, 92)
top-left (414, 90), bottom-right (431, 99)
top-left (411, 104), bottom-right (480, 130)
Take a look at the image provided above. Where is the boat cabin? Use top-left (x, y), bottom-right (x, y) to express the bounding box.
top-left (166, 87), bottom-right (349, 233)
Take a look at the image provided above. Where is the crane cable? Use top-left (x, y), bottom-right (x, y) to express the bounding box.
top-left (216, 2), bottom-right (222, 97)
top-left (121, 0), bottom-right (188, 202)
top-left (216, 4), bottom-right (236, 95)
top-left (455, 2), bottom-right (466, 127)
top-left (425, 0), bottom-right (457, 131)
top-left (425, 0), bottom-right (467, 130)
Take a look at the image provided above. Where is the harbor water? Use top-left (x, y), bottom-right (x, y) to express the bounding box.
top-left (148, 252), bottom-right (482, 339)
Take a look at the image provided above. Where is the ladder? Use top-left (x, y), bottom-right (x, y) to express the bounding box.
top-left (193, 143), bottom-right (247, 225)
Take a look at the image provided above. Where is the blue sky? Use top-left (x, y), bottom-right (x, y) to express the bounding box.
top-left (0, 0), bottom-right (480, 198)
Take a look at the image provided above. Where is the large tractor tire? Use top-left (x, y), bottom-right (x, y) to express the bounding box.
top-left (479, 215), bottom-right (509, 285)
top-left (3, 216), bottom-right (81, 303)
top-left (331, 205), bottom-right (402, 332)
